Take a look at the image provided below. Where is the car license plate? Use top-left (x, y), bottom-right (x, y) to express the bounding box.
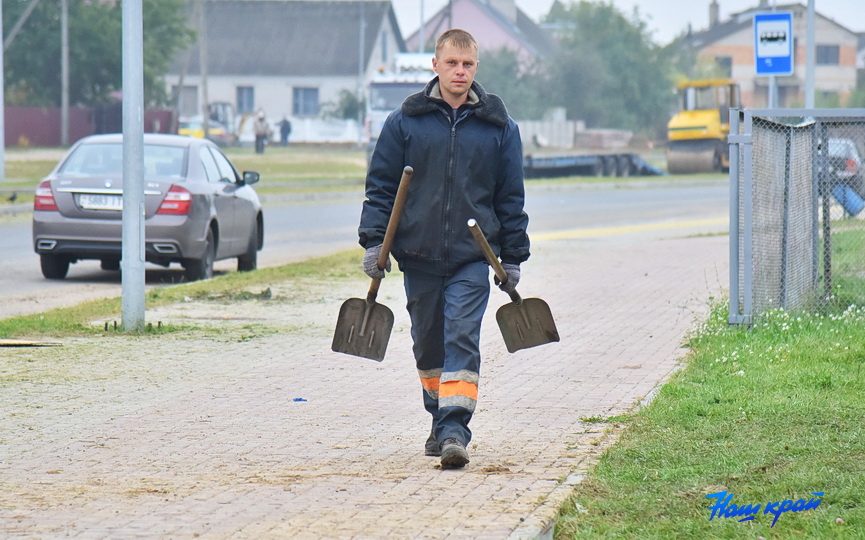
top-left (79, 193), bottom-right (123, 211)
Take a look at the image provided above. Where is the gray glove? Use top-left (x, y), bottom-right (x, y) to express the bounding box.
top-left (363, 244), bottom-right (391, 280)
top-left (495, 263), bottom-right (520, 293)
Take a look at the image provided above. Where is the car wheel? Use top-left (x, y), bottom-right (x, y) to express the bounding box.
top-left (41, 254), bottom-right (70, 280)
top-left (237, 220), bottom-right (259, 272)
top-left (184, 228), bottom-right (215, 281)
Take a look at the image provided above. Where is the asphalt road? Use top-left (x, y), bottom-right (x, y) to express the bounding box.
top-left (0, 179), bottom-right (728, 319)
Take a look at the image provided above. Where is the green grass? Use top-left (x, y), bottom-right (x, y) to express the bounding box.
top-left (554, 302), bottom-right (865, 538)
top-left (0, 250), bottom-right (360, 338)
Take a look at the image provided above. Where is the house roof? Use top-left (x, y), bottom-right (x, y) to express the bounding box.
top-left (173, 0), bottom-right (402, 77)
top-left (408, 0), bottom-right (556, 59)
top-left (683, 2), bottom-right (860, 48)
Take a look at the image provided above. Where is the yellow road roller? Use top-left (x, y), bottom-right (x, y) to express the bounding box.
top-left (667, 79), bottom-right (740, 174)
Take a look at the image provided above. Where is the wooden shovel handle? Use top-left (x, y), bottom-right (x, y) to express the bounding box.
top-left (467, 219), bottom-right (522, 303)
top-left (379, 166), bottom-right (414, 270)
top-left (368, 166), bottom-right (414, 300)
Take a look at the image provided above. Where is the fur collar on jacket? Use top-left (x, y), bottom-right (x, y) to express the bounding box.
top-left (401, 77), bottom-right (509, 128)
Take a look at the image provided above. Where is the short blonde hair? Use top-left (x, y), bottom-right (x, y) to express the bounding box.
top-left (435, 29), bottom-right (478, 59)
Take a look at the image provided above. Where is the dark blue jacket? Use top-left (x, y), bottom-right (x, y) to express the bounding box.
top-left (359, 77), bottom-right (530, 276)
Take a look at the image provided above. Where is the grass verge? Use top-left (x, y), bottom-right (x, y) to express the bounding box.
top-left (555, 302), bottom-right (865, 538)
top-left (0, 250), bottom-right (360, 338)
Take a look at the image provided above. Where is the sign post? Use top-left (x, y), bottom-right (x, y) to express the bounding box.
top-left (754, 12), bottom-right (794, 108)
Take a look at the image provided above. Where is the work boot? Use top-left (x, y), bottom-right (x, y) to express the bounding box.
top-left (424, 427), bottom-right (440, 457)
top-left (440, 438), bottom-right (469, 469)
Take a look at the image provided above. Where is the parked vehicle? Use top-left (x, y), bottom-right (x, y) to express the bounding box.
top-left (365, 52), bottom-right (434, 162)
top-left (666, 79), bottom-right (740, 174)
top-left (178, 117), bottom-right (234, 147)
top-left (32, 133), bottom-right (263, 281)
top-left (826, 137), bottom-right (863, 193)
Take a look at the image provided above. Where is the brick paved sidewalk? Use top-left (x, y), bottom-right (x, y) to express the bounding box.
top-left (0, 225), bottom-right (728, 539)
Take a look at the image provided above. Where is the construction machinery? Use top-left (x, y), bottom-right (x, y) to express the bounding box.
top-left (666, 79), bottom-right (740, 174)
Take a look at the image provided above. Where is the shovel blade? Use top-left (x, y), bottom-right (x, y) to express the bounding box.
top-left (332, 297), bottom-right (395, 361)
top-left (495, 297), bottom-right (560, 353)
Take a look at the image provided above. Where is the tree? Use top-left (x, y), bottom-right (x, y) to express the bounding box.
top-left (476, 47), bottom-right (550, 120)
top-left (543, 1), bottom-right (675, 136)
top-left (3, 0), bottom-right (194, 107)
top-left (321, 89), bottom-right (362, 120)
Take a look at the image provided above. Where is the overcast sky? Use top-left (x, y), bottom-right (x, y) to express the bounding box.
top-left (391, 0), bottom-right (861, 46)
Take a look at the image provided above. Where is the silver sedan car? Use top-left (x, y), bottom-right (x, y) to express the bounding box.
top-left (33, 133), bottom-right (263, 281)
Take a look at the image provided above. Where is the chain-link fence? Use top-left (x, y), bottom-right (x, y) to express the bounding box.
top-left (729, 109), bottom-right (865, 325)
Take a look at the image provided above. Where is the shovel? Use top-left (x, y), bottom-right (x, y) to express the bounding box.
top-left (467, 219), bottom-right (560, 353)
top-left (332, 166), bottom-right (414, 361)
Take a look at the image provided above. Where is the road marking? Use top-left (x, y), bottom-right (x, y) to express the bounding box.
top-left (533, 217), bottom-right (728, 241)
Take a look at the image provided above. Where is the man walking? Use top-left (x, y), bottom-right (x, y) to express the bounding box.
top-left (358, 29), bottom-right (529, 469)
top-left (253, 112), bottom-right (270, 154)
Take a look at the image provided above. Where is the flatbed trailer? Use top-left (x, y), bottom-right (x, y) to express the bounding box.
top-left (523, 152), bottom-right (664, 178)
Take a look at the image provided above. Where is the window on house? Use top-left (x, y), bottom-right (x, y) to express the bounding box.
top-left (293, 88), bottom-right (320, 116)
top-left (816, 45), bottom-right (840, 65)
top-left (715, 56), bottom-right (732, 77)
top-left (236, 87), bottom-right (255, 114)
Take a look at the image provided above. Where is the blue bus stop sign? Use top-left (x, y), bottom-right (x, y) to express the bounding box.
top-left (754, 12), bottom-right (794, 76)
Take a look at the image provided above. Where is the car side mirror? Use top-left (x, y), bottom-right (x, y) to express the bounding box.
top-left (242, 171), bottom-right (260, 185)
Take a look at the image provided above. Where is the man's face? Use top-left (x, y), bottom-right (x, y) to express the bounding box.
top-left (433, 43), bottom-right (478, 105)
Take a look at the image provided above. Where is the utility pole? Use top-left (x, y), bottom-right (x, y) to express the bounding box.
top-left (121, 0), bottom-right (146, 331)
top-left (357, 0), bottom-right (365, 147)
top-left (61, 0), bottom-right (69, 146)
top-left (805, 0), bottom-right (815, 108)
top-left (198, 0), bottom-right (209, 136)
top-left (0, 1), bottom-right (6, 183)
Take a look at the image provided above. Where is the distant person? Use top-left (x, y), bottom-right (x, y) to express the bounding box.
top-left (279, 116), bottom-right (292, 147)
top-left (253, 112), bottom-right (271, 154)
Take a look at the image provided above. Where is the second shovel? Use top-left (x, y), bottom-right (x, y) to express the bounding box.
top-left (467, 219), bottom-right (560, 353)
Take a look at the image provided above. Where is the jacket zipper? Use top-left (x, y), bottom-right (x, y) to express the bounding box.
top-left (443, 111), bottom-right (460, 271)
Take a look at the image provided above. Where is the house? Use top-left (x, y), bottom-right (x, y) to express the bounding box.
top-left (404, 0), bottom-right (556, 65)
top-left (164, 0), bottom-right (406, 142)
top-left (681, 1), bottom-right (859, 107)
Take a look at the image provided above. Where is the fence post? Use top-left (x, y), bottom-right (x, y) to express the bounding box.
top-left (728, 109), bottom-right (742, 324)
top-left (818, 121), bottom-right (833, 299)
top-left (780, 126), bottom-right (793, 307)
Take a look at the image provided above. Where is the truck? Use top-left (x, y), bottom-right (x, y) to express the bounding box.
top-left (366, 52), bottom-right (435, 161)
top-left (666, 79), bottom-right (740, 174)
top-left (523, 151), bottom-right (663, 178)
top-left (365, 53), bottom-right (662, 178)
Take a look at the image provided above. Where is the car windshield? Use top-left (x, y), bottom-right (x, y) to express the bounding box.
top-left (369, 83), bottom-right (426, 110)
top-left (59, 143), bottom-right (187, 178)
top-left (679, 86), bottom-right (718, 112)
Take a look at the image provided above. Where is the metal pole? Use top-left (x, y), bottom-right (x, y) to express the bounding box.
top-left (198, 0), bottom-right (209, 136)
top-left (0, 1), bottom-right (5, 182)
top-left (357, 1), bottom-right (365, 147)
top-left (61, 0), bottom-right (69, 146)
top-left (804, 0), bottom-right (815, 108)
top-left (768, 75), bottom-right (777, 108)
top-left (742, 110), bottom-right (754, 325)
top-left (121, 0), bottom-right (146, 331)
top-left (728, 109), bottom-right (741, 324)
